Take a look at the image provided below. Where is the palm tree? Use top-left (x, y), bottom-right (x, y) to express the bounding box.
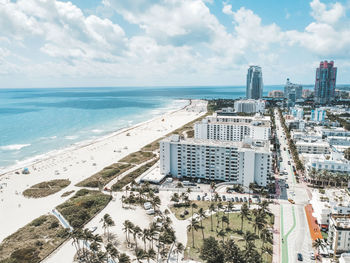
top-left (123, 220), bottom-right (134, 247)
top-left (187, 218), bottom-right (200, 248)
top-left (118, 253), bottom-right (131, 263)
top-left (106, 242), bottom-right (119, 261)
top-left (227, 201), bottom-right (234, 225)
top-left (222, 239), bottom-right (243, 263)
top-left (217, 229), bottom-right (226, 242)
top-left (174, 242), bottom-right (184, 263)
top-left (191, 202), bottom-right (198, 217)
top-left (261, 246), bottom-right (273, 262)
top-left (132, 225), bottom-right (142, 249)
top-left (239, 203), bottom-right (250, 232)
top-left (312, 238), bottom-right (326, 255)
top-left (252, 210), bottom-right (267, 235)
top-left (241, 231), bottom-right (257, 247)
top-left (142, 228), bottom-right (150, 250)
top-left (135, 248), bottom-right (146, 262)
top-left (145, 248), bottom-right (156, 263)
top-left (151, 196), bottom-right (161, 211)
top-left (101, 213), bottom-right (115, 241)
top-left (209, 203), bottom-right (215, 232)
top-left (222, 215), bottom-right (229, 231)
top-left (198, 207), bottom-right (207, 239)
top-left (260, 228), bottom-right (273, 249)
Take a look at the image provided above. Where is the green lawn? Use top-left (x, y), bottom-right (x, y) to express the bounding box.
top-left (185, 211), bottom-right (274, 263)
top-left (170, 200), bottom-right (242, 220)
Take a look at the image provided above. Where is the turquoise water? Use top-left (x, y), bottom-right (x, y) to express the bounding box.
top-left (0, 86), bottom-right (279, 170)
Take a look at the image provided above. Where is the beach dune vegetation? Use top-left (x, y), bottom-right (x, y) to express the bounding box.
top-left (23, 179), bottom-right (70, 198)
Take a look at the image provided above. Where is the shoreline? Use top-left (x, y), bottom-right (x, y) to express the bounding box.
top-left (0, 99), bottom-right (207, 243)
top-left (0, 99), bottom-right (190, 177)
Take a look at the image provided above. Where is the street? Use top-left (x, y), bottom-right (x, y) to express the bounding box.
top-left (274, 109), bottom-right (314, 263)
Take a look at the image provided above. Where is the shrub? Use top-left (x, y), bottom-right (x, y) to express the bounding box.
top-left (31, 217), bottom-right (47, 227)
top-left (49, 221), bottom-right (59, 229)
top-left (56, 229), bottom-right (69, 238)
top-left (10, 247), bottom-right (40, 263)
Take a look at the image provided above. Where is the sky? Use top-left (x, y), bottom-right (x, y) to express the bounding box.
top-left (0, 0), bottom-right (350, 88)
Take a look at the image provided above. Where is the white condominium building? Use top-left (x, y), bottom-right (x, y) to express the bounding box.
top-left (296, 140), bottom-right (330, 154)
top-left (194, 114), bottom-right (271, 142)
top-left (160, 135), bottom-right (272, 188)
top-left (234, 99), bottom-right (265, 113)
top-left (328, 215), bottom-right (350, 253)
top-left (317, 127), bottom-right (350, 138)
top-left (310, 189), bottom-right (350, 230)
top-left (307, 150), bottom-right (350, 173)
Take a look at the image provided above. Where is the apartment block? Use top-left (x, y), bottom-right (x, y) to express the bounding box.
top-left (159, 135), bottom-right (272, 188)
top-left (194, 114), bottom-right (271, 142)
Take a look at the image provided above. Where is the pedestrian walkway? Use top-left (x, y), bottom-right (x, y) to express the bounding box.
top-left (304, 204), bottom-right (323, 241)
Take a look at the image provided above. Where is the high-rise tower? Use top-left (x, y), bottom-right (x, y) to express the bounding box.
top-left (246, 66), bottom-right (263, 99)
top-left (314, 61), bottom-right (337, 104)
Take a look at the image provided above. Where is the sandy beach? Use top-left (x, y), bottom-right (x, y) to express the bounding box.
top-left (0, 99), bottom-right (207, 243)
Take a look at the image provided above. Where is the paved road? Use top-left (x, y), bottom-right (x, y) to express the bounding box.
top-left (274, 109), bottom-right (314, 263)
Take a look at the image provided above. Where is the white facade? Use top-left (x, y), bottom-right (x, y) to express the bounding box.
top-left (296, 140), bottom-right (330, 154)
top-left (159, 135), bottom-right (272, 188)
top-left (194, 114), bottom-right (270, 142)
top-left (307, 151), bottom-right (350, 173)
top-left (311, 108), bottom-right (326, 122)
top-left (290, 107), bottom-right (304, 120)
top-left (328, 215), bottom-right (350, 253)
top-left (234, 99), bottom-right (265, 113)
top-left (318, 128), bottom-right (350, 138)
top-left (310, 189), bottom-right (350, 228)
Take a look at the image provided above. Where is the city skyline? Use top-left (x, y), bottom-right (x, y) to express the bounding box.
top-left (1, 0), bottom-right (350, 88)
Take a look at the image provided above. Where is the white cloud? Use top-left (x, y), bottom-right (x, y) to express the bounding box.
top-left (0, 0), bottom-right (349, 86)
top-left (310, 0), bottom-right (345, 24)
top-left (287, 0), bottom-right (350, 58)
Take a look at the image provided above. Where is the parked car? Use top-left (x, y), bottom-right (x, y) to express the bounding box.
top-left (239, 197), bottom-right (243, 202)
top-left (297, 253), bottom-right (303, 261)
top-left (222, 195), bottom-right (226, 201)
top-left (288, 199), bottom-right (295, 204)
top-left (197, 195), bottom-right (201, 201)
top-left (285, 184), bottom-right (289, 189)
top-left (310, 252), bottom-right (315, 260)
top-left (243, 197), bottom-right (247, 202)
top-left (235, 197), bottom-right (239, 202)
top-left (288, 161), bottom-right (291, 165)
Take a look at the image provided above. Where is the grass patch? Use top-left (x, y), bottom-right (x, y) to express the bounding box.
top-left (185, 211), bottom-right (274, 262)
top-left (23, 179), bottom-right (70, 198)
top-left (119, 151), bottom-right (156, 165)
top-left (61, 190), bottom-right (75, 197)
top-left (112, 159), bottom-right (159, 191)
top-left (321, 231), bottom-right (328, 240)
top-left (56, 189), bottom-right (111, 228)
top-left (141, 141), bottom-right (160, 152)
top-left (76, 163), bottom-right (133, 188)
top-left (0, 215), bottom-right (68, 263)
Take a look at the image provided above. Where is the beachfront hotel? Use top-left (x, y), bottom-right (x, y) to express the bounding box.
top-left (159, 135), bottom-right (272, 188)
top-left (194, 114), bottom-right (271, 142)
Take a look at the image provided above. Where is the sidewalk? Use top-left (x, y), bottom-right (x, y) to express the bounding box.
top-left (305, 204), bottom-right (323, 241)
top-left (271, 204), bottom-right (281, 263)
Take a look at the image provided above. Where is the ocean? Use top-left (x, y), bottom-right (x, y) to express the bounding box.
top-left (0, 86), bottom-right (280, 172)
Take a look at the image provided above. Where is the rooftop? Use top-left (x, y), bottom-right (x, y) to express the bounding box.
top-left (163, 135), bottom-right (271, 152)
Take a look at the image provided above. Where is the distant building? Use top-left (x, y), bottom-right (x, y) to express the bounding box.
top-left (284, 78), bottom-right (302, 107)
top-left (290, 107), bottom-right (304, 120)
top-left (296, 140), bottom-right (330, 154)
top-left (302, 89), bottom-right (313, 98)
top-left (194, 114), bottom-right (271, 142)
top-left (246, 66), bottom-right (263, 99)
top-left (216, 107), bottom-right (234, 116)
top-left (314, 61), bottom-right (337, 104)
top-left (160, 135), bottom-right (272, 188)
top-left (268, 90), bottom-right (284, 98)
top-left (310, 188), bottom-right (350, 230)
top-left (306, 150), bottom-right (350, 173)
top-left (311, 108), bottom-right (326, 122)
top-left (328, 215), bottom-right (350, 253)
top-left (234, 99), bottom-right (265, 113)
